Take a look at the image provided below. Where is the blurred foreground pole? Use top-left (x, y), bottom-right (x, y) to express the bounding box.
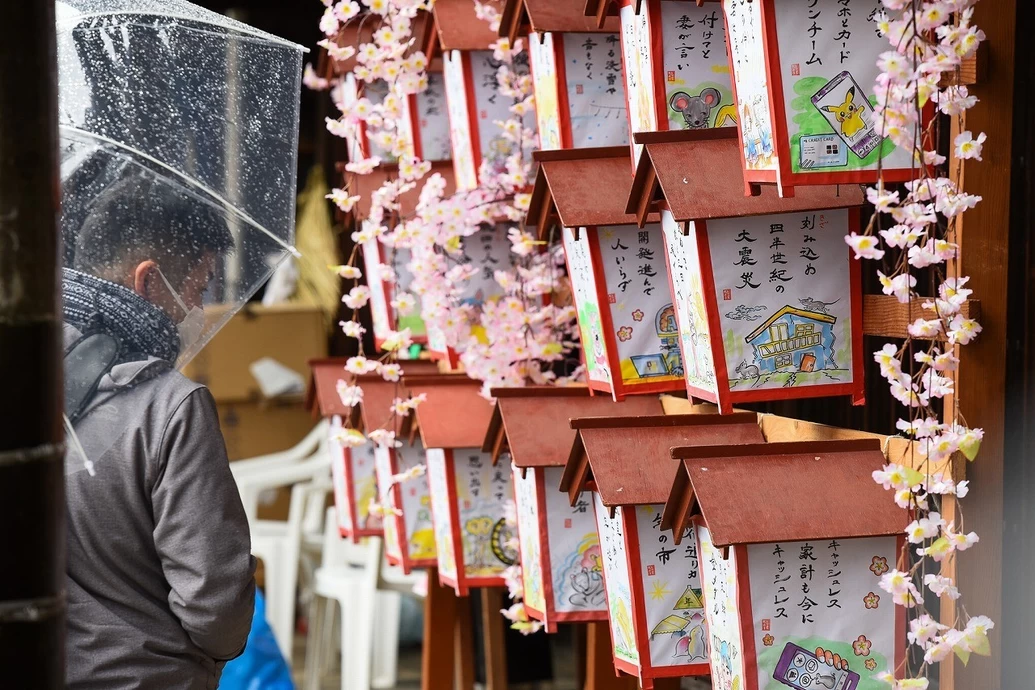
top-left (0, 0), bottom-right (66, 686)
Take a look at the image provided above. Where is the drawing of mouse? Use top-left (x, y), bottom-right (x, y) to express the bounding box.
top-left (798, 296), bottom-right (841, 314)
top-left (821, 86), bottom-right (866, 138)
top-left (669, 88), bottom-right (722, 129)
top-left (569, 568), bottom-right (606, 607)
top-left (734, 361), bottom-right (760, 383)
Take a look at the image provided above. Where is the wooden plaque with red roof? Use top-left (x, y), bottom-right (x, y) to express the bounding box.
top-left (662, 439), bottom-right (908, 690)
top-left (560, 412), bottom-right (764, 687)
top-left (407, 374), bottom-right (512, 595)
top-left (626, 128), bottom-right (867, 414)
top-left (483, 386), bottom-right (663, 631)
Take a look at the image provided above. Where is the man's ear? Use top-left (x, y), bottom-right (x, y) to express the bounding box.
top-left (132, 260), bottom-right (158, 299)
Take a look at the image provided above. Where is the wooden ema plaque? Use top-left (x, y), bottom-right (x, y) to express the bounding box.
top-left (627, 129), bottom-right (867, 414)
top-left (483, 387), bottom-right (663, 631)
top-left (722, 0), bottom-right (928, 195)
top-left (616, 0), bottom-right (734, 169)
top-left (408, 375), bottom-right (513, 595)
top-left (662, 439), bottom-right (909, 690)
top-left (560, 413), bottom-right (764, 687)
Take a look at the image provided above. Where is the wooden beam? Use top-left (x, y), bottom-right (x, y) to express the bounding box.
top-left (455, 594), bottom-right (475, 690)
top-left (422, 569), bottom-right (458, 690)
top-left (480, 588), bottom-right (508, 690)
top-left (949, 1), bottom-right (1016, 687)
top-left (660, 395), bottom-right (962, 481)
top-left (862, 294), bottom-right (980, 339)
top-left (584, 621), bottom-right (637, 690)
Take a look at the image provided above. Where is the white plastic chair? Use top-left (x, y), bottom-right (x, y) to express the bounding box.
top-left (304, 507), bottom-right (426, 690)
top-left (234, 449), bottom-right (333, 663)
top-left (304, 508), bottom-right (383, 690)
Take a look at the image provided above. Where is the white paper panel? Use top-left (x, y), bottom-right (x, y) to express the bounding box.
top-left (514, 463), bottom-right (547, 612)
top-left (443, 50), bottom-right (478, 190)
top-left (374, 446), bottom-right (404, 561)
top-left (659, 2), bottom-right (734, 132)
top-left (361, 231), bottom-right (390, 339)
top-left (376, 444), bottom-right (434, 564)
top-left (328, 416), bottom-right (379, 533)
top-left (544, 466), bottom-right (605, 615)
top-left (662, 211), bottom-right (718, 397)
top-left (722, 0), bottom-right (778, 171)
top-left (351, 441), bottom-right (380, 531)
top-left (635, 505), bottom-right (708, 668)
top-left (563, 226), bottom-right (611, 386)
top-left (746, 536), bottom-right (898, 689)
top-left (697, 525), bottom-right (747, 690)
top-left (426, 448), bottom-right (458, 581)
top-left (594, 225), bottom-right (683, 387)
top-left (529, 32), bottom-right (563, 151)
top-left (470, 50), bottom-right (535, 174)
top-left (452, 449), bottom-right (516, 579)
top-left (619, 3), bottom-right (657, 163)
top-left (562, 33), bottom-right (629, 148)
top-left (594, 494), bottom-right (639, 664)
top-left (415, 71), bottom-right (452, 161)
top-left (773, 0), bottom-right (909, 175)
top-left (705, 210), bottom-right (854, 392)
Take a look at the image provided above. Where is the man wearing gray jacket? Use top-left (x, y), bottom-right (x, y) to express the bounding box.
top-left (62, 174), bottom-right (256, 689)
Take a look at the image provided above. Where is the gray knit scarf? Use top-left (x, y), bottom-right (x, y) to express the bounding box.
top-left (62, 268), bottom-right (180, 364)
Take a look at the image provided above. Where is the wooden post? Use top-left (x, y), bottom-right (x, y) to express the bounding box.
top-left (0, 1), bottom-right (65, 687)
top-left (479, 588), bottom-right (508, 690)
top-left (422, 569), bottom-right (458, 690)
top-left (454, 595), bottom-right (475, 690)
top-left (584, 621), bottom-right (637, 690)
top-left (949, 1), bottom-right (1017, 688)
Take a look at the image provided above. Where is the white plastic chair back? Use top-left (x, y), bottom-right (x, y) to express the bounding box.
top-left (321, 507), bottom-right (382, 572)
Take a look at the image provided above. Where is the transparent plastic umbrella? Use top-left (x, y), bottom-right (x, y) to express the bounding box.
top-left (56, 0), bottom-right (304, 472)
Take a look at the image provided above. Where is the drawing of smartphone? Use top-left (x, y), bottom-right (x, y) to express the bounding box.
top-left (810, 70), bottom-right (881, 161)
top-left (773, 643), bottom-right (861, 690)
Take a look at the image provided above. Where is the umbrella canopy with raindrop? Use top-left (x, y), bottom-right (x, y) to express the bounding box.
top-left (55, 0), bottom-right (305, 472)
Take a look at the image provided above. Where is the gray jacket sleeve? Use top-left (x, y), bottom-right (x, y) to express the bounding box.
top-left (151, 387), bottom-right (257, 661)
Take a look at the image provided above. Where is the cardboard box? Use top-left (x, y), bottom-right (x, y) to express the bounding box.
top-left (185, 303), bottom-right (328, 403)
top-left (220, 398), bottom-right (320, 524)
top-left (218, 398), bottom-right (318, 462)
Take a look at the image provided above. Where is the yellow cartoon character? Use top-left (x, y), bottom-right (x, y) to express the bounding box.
top-left (465, 516), bottom-right (496, 570)
top-left (409, 496), bottom-right (437, 560)
top-left (822, 86), bottom-right (866, 138)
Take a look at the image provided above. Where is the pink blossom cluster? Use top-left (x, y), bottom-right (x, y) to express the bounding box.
top-left (844, 2), bottom-right (992, 683)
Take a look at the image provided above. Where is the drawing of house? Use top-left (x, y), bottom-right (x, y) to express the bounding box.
top-left (629, 304), bottom-right (684, 378)
top-left (744, 306), bottom-right (837, 373)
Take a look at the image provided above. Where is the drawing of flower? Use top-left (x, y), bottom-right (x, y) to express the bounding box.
top-left (865, 659), bottom-right (877, 671)
top-left (632, 309), bottom-right (645, 322)
top-left (864, 592), bottom-right (880, 609)
top-left (852, 635), bottom-right (872, 657)
top-left (762, 634), bottom-right (774, 647)
top-left (869, 556), bottom-right (889, 577)
top-left (617, 326), bottom-right (633, 342)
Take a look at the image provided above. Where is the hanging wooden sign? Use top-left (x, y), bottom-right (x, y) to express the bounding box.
top-left (618, 0), bottom-right (734, 167)
top-left (350, 364), bottom-right (442, 572)
top-left (722, 0), bottom-right (923, 195)
top-left (507, 0), bottom-right (628, 150)
top-left (408, 375), bottom-right (516, 595)
top-left (663, 439), bottom-right (908, 690)
top-left (528, 147), bottom-right (684, 400)
top-left (627, 129), bottom-right (866, 413)
top-left (483, 387), bottom-right (663, 631)
top-left (560, 413), bottom-right (764, 688)
top-left (429, 0), bottom-right (535, 190)
top-left (422, 222), bottom-right (516, 369)
top-left (307, 359), bottom-right (381, 541)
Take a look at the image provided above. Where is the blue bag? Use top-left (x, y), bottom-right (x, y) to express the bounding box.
top-left (219, 589), bottom-right (295, 689)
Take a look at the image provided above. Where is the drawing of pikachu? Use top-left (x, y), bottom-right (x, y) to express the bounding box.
top-left (821, 86), bottom-right (866, 139)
